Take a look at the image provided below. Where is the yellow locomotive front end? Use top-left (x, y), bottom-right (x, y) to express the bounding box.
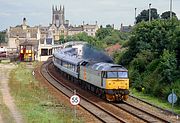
top-left (103, 71), bottom-right (129, 101)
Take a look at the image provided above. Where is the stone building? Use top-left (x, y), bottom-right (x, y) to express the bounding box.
top-left (83, 21), bottom-right (99, 37)
top-left (7, 18), bottom-right (40, 49)
top-left (68, 26), bottom-right (84, 36)
top-left (120, 23), bottom-right (132, 33)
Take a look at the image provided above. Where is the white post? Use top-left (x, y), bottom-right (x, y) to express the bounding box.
top-left (74, 90), bottom-right (76, 121)
top-left (172, 89), bottom-right (174, 114)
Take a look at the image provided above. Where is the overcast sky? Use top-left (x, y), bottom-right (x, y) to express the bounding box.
top-left (0, 0), bottom-right (180, 31)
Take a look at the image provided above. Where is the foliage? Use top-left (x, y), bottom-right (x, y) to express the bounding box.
top-left (0, 31), bottom-right (6, 43)
top-left (65, 32), bottom-right (103, 49)
top-left (64, 26), bottom-right (130, 51)
top-left (131, 89), bottom-right (180, 114)
top-left (136, 8), bottom-right (159, 23)
top-left (96, 27), bottom-right (130, 46)
top-left (118, 19), bottom-right (180, 106)
top-left (59, 35), bottom-right (65, 43)
top-left (161, 11), bottom-right (178, 20)
top-left (95, 27), bottom-right (113, 40)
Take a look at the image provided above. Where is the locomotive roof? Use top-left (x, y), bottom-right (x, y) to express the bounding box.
top-left (91, 62), bottom-right (127, 71)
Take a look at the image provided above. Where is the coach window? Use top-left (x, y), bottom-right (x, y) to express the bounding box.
top-left (75, 66), bottom-right (77, 72)
top-left (62, 61), bottom-right (66, 67)
top-left (58, 59), bottom-right (61, 64)
top-left (72, 64), bottom-right (75, 71)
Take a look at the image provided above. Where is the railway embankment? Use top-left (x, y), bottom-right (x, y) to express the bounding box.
top-left (8, 62), bottom-right (86, 123)
top-left (130, 89), bottom-right (180, 115)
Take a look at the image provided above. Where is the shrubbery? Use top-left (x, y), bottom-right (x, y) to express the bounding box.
top-left (117, 19), bottom-right (180, 106)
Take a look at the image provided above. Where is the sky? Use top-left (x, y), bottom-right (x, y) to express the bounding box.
top-left (0, 0), bottom-right (180, 31)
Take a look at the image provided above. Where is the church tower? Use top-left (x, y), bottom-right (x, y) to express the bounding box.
top-left (52, 5), bottom-right (65, 27)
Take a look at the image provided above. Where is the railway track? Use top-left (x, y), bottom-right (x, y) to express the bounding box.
top-left (129, 95), bottom-right (180, 117)
top-left (39, 60), bottom-right (174, 123)
top-left (40, 60), bottom-right (126, 123)
top-left (112, 102), bottom-right (170, 123)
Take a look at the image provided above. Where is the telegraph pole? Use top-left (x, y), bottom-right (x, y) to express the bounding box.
top-left (134, 8), bottom-right (137, 24)
top-left (170, 0), bottom-right (173, 19)
top-left (149, 3), bottom-right (151, 22)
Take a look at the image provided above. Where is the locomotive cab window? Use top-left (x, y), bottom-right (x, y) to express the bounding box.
top-left (107, 71), bottom-right (128, 78)
top-left (107, 72), bottom-right (117, 78)
top-left (118, 71), bottom-right (128, 78)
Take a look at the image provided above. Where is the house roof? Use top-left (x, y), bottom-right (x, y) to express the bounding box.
top-left (68, 26), bottom-right (83, 31)
top-left (19, 39), bottom-right (38, 46)
top-left (9, 26), bottom-right (38, 38)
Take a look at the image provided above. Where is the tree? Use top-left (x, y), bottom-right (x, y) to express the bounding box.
top-left (161, 11), bottom-right (178, 19)
top-left (106, 24), bottom-right (113, 29)
top-left (117, 19), bottom-right (180, 105)
top-left (95, 27), bottom-right (113, 40)
top-left (59, 35), bottom-right (65, 44)
top-left (0, 31), bottom-right (6, 43)
top-left (136, 8), bottom-right (159, 23)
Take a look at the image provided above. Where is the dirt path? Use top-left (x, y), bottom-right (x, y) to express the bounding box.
top-left (0, 114), bottom-right (2, 123)
top-left (0, 63), bottom-right (23, 123)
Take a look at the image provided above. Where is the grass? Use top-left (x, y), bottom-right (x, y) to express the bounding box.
top-left (130, 88), bottom-right (180, 114)
top-left (9, 62), bottom-right (84, 123)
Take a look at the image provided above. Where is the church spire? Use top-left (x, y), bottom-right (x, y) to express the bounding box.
top-left (63, 5), bottom-right (65, 14)
top-left (60, 5), bottom-right (62, 10)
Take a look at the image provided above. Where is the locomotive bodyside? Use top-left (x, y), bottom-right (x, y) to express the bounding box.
top-left (79, 62), bottom-right (129, 101)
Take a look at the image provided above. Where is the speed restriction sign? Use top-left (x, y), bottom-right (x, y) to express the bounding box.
top-left (70, 95), bottom-right (80, 105)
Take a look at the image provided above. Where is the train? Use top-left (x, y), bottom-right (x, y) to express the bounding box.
top-left (52, 43), bottom-right (129, 101)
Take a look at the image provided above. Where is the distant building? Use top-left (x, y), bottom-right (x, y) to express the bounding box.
top-left (83, 21), bottom-right (99, 37)
top-left (120, 23), bottom-right (132, 33)
top-left (7, 18), bottom-right (40, 50)
top-left (6, 5), bottom-right (99, 61)
top-left (68, 26), bottom-right (84, 36)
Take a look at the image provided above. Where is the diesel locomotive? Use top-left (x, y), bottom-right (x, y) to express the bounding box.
top-left (53, 43), bottom-right (129, 101)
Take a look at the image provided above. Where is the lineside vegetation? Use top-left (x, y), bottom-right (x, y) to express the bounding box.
top-left (9, 63), bottom-right (84, 123)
